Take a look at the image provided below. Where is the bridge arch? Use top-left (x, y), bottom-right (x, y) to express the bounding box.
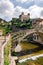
top-left (18, 31), bottom-right (42, 44)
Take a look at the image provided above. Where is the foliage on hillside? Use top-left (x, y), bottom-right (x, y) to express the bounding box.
top-left (12, 18), bottom-right (32, 29)
top-left (0, 20), bottom-right (12, 35)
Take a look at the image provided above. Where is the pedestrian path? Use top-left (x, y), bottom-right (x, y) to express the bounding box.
top-left (0, 34), bottom-right (10, 65)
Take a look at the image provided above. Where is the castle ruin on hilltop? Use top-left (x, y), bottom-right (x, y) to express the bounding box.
top-left (19, 12), bottom-right (30, 22)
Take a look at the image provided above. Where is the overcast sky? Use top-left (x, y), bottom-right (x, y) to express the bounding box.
top-left (0, 0), bottom-right (43, 21)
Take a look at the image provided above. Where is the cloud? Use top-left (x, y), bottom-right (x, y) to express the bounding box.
top-left (29, 5), bottom-right (43, 18)
top-left (14, 6), bottom-right (29, 18)
top-left (16, 0), bottom-right (33, 3)
top-left (40, 10), bottom-right (43, 18)
top-left (0, 0), bottom-right (14, 21)
top-left (13, 5), bottom-right (43, 19)
top-left (16, 0), bottom-right (43, 7)
top-left (34, 0), bottom-right (43, 7)
top-left (0, 0), bottom-right (43, 21)
top-left (16, 0), bottom-right (28, 3)
top-left (12, 0), bottom-right (43, 19)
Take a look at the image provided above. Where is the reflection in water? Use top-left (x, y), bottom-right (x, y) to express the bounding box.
top-left (13, 45), bottom-right (43, 56)
top-left (11, 41), bottom-right (43, 56)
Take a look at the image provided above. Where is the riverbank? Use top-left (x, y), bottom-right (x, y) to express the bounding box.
top-left (18, 54), bottom-right (43, 63)
top-left (17, 56), bottom-right (43, 65)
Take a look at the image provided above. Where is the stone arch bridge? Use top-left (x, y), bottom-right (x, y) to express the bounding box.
top-left (17, 29), bottom-right (43, 44)
top-left (13, 29), bottom-right (43, 45)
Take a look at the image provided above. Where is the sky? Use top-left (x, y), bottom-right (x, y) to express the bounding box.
top-left (0, 0), bottom-right (43, 21)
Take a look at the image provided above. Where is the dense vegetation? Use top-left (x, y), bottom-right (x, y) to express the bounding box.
top-left (0, 19), bottom-right (12, 35)
top-left (0, 18), bottom-right (32, 35)
top-left (12, 18), bottom-right (32, 29)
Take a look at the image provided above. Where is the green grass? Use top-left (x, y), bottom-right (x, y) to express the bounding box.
top-left (4, 56), bottom-right (9, 65)
top-left (35, 57), bottom-right (43, 65)
top-left (4, 38), bottom-right (12, 65)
